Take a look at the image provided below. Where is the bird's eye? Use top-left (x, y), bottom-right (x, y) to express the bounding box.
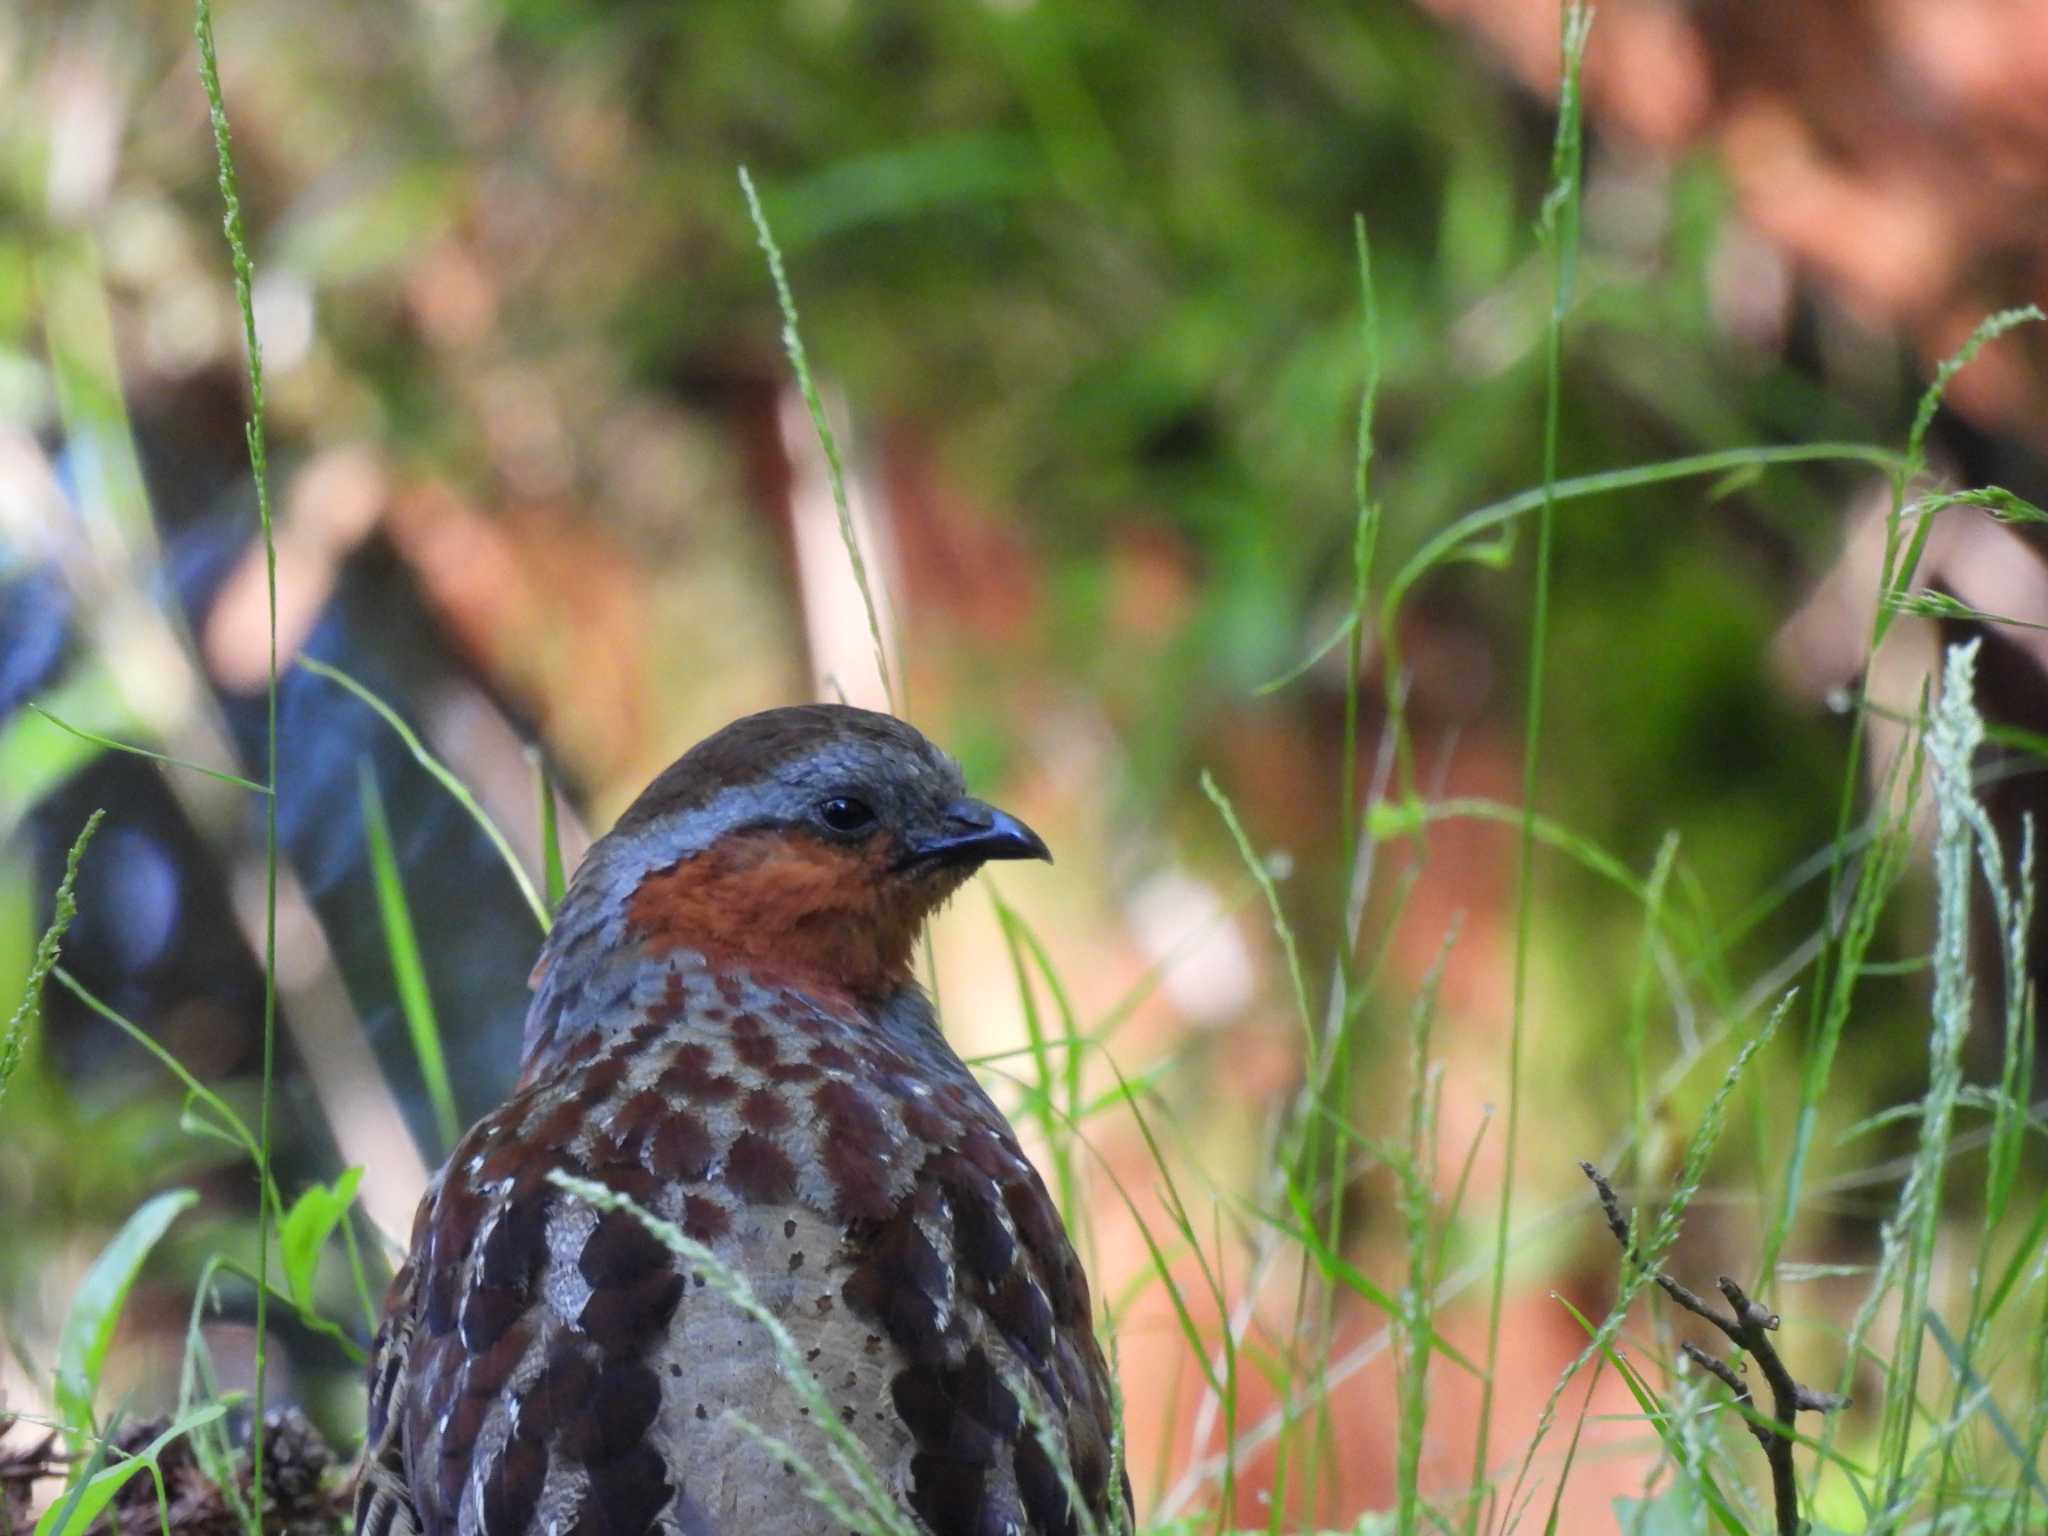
top-left (817, 796), bottom-right (876, 835)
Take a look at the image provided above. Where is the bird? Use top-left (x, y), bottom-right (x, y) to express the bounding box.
top-left (353, 704), bottom-right (1126, 1536)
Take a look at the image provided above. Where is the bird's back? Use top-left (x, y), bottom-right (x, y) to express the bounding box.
top-left (356, 947), bottom-right (1123, 1536)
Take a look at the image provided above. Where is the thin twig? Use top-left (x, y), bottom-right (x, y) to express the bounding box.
top-left (1582, 1162), bottom-right (1847, 1536)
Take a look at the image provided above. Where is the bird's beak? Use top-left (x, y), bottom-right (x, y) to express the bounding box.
top-left (899, 798), bottom-right (1052, 871)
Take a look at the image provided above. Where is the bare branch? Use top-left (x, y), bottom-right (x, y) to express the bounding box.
top-left (1582, 1162), bottom-right (1847, 1536)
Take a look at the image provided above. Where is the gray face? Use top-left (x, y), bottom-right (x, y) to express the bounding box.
top-left (593, 704), bottom-right (969, 888)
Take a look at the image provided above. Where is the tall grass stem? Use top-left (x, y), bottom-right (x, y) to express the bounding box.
top-left (193, 1), bottom-right (278, 1520)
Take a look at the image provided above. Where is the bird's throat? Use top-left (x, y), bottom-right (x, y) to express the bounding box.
top-left (623, 828), bottom-right (933, 1007)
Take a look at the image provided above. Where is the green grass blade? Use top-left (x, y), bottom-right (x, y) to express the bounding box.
top-left (35, 1404), bottom-right (228, 1536)
top-left (989, 890), bottom-right (1076, 1221)
top-left (1380, 444), bottom-right (1903, 659)
top-left (193, 0), bottom-right (280, 1518)
top-left (25, 705), bottom-right (269, 793)
top-left (1269, 1194), bottom-right (1482, 1378)
top-left (55, 1189), bottom-right (201, 1439)
top-left (1274, 444), bottom-right (1907, 702)
top-left (1199, 770), bottom-right (1312, 1042)
top-left (52, 966), bottom-right (287, 1224)
top-left (1552, 1295), bottom-right (1749, 1536)
top-left (1977, 813), bottom-right (2035, 1230)
top-left (548, 1172), bottom-right (923, 1536)
top-left (532, 747), bottom-right (568, 914)
top-left (1922, 1311), bottom-right (2048, 1504)
top-left (359, 759), bottom-right (461, 1151)
top-left (1472, 17), bottom-right (1591, 1526)
top-left (1765, 706), bottom-right (1923, 1286)
top-left (339, 1202), bottom-right (380, 1336)
top-left (1506, 993), bottom-right (1788, 1527)
top-left (1369, 795), bottom-right (1661, 906)
top-left (1980, 1182), bottom-right (2048, 1325)
top-left (1000, 910), bottom-right (1088, 1134)
top-left (1397, 923), bottom-right (1452, 1535)
top-left (1537, 1364), bottom-right (1602, 1536)
top-left (278, 1166), bottom-right (365, 1319)
top-left (1097, 1057), bottom-right (1237, 1520)
top-left (36, 1405), bottom-right (122, 1536)
top-left (197, 1250), bottom-right (368, 1365)
top-left (737, 166), bottom-right (897, 716)
top-left (174, 1256), bottom-right (255, 1532)
top-left (302, 656), bottom-right (550, 931)
top-left (1628, 835), bottom-right (1681, 1194)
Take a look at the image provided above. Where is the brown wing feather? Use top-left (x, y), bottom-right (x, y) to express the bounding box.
top-left (353, 1262), bottom-right (424, 1536)
top-left (358, 956), bottom-right (1126, 1536)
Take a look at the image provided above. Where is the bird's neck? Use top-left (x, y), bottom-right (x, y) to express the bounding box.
top-left (620, 830), bottom-right (926, 1007)
top-left (520, 832), bottom-right (961, 1085)
top-left (520, 900), bottom-right (939, 1088)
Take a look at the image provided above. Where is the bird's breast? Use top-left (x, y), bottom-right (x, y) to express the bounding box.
top-left (398, 956), bottom-right (1099, 1536)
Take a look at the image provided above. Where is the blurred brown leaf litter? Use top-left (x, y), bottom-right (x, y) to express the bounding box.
top-left (0, 1410), bottom-right (342, 1536)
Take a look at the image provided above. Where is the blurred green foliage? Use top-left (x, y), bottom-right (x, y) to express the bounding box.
top-left (0, 0), bottom-right (1918, 1319)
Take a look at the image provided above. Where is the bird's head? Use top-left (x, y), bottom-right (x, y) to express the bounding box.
top-left (549, 704), bottom-right (1049, 1007)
